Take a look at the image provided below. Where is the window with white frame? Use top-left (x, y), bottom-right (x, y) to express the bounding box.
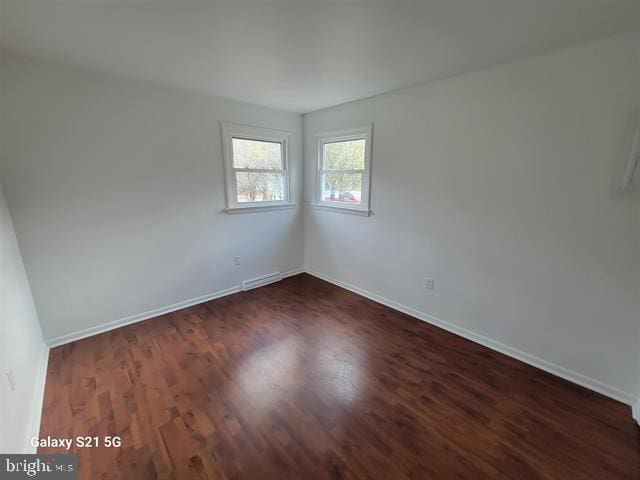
top-left (316, 125), bottom-right (372, 214)
top-left (221, 123), bottom-right (292, 213)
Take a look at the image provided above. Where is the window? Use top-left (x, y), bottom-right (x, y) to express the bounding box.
top-left (221, 122), bottom-right (293, 213)
top-left (315, 125), bottom-right (372, 215)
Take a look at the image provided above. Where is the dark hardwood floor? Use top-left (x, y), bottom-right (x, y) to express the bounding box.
top-left (39, 273), bottom-right (640, 479)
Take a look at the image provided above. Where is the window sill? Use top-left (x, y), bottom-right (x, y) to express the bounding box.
top-left (311, 204), bottom-right (371, 217)
top-left (225, 204), bottom-right (295, 215)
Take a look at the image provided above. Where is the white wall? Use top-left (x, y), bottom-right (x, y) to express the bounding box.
top-left (0, 53), bottom-right (304, 342)
top-left (2, 31), bottom-right (639, 415)
top-left (304, 32), bottom-right (640, 402)
top-left (0, 181), bottom-right (47, 453)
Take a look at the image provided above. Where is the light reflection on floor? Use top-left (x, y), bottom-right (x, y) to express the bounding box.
top-left (314, 336), bottom-right (364, 404)
top-left (235, 332), bottom-right (366, 410)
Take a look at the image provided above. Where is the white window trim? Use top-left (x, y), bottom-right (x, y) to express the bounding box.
top-left (221, 122), bottom-right (293, 214)
top-left (314, 124), bottom-right (373, 215)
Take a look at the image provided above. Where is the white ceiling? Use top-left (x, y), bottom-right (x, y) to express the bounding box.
top-left (2, 0), bottom-right (640, 113)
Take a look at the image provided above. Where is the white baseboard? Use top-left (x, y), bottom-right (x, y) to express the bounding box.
top-left (633, 399), bottom-right (640, 425)
top-left (45, 285), bottom-right (241, 348)
top-left (282, 267), bottom-right (305, 278)
top-left (39, 264), bottom-right (635, 410)
top-left (26, 344), bottom-right (49, 453)
top-left (305, 269), bottom-right (636, 406)
top-left (45, 267), bottom-right (305, 348)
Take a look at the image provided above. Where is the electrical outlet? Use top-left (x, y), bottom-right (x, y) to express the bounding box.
top-left (233, 256), bottom-right (241, 266)
top-left (6, 369), bottom-right (16, 391)
top-left (424, 277), bottom-right (434, 290)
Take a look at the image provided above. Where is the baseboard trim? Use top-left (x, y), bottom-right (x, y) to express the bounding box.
top-left (41, 265), bottom-right (634, 407)
top-left (46, 267), bottom-right (305, 348)
top-left (633, 399), bottom-right (640, 425)
top-left (26, 344), bottom-right (49, 453)
top-left (306, 269), bottom-right (636, 406)
top-left (282, 267), bottom-right (305, 278)
top-left (45, 286), bottom-right (241, 348)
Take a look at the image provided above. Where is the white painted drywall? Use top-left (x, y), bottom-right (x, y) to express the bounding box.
top-left (2, 31), bottom-right (639, 414)
top-left (304, 32), bottom-right (640, 401)
top-left (0, 53), bottom-right (304, 342)
top-left (0, 181), bottom-right (47, 452)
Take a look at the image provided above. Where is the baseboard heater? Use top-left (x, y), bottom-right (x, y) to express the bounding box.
top-left (241, 271), bottom-right (283, 291)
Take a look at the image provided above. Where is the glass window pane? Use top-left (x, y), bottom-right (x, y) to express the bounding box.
top-left (323, 139), bottom-right (365, 170)
top-left (236, 172), bottom-right (284, 203)
top-left (321, 173), bottom-right (363, 205)
top-left (232, 138), bottom-right (282, 169)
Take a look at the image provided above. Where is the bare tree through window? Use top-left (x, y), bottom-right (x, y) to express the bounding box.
top-left (232, 138), bottom-right (284, 202)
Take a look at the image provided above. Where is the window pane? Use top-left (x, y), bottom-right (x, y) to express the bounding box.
top-left (232, 138), bottom-right (282, 169)
top-left (236, 172), bottom-right (284, 203)
top-left (323, 139), bottom-right (365, 170)
top-left (321, 173), bottom-right (363, 205)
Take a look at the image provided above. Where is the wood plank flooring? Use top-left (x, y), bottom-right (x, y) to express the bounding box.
top-left (38, 273), bottom-right (640, 479)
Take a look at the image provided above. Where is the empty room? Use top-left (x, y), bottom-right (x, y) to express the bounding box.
top-left (1, 1), bottom-right (640, 478)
